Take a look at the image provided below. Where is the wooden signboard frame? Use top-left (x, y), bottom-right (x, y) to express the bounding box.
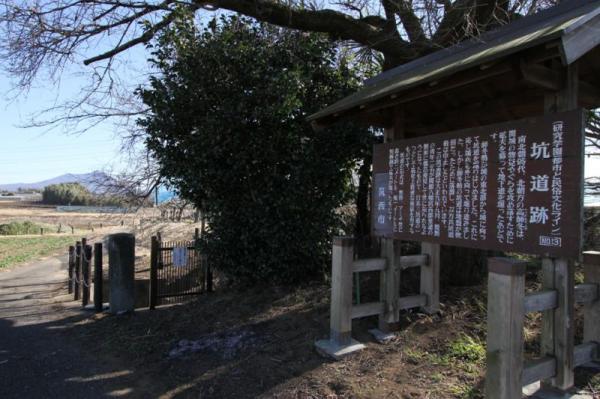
top-left (372, 109), bottom-right (585, 259)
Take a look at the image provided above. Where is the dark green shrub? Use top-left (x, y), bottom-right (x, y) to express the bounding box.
top-left (139, 16), bottom-right (373, 284)
top-left (42, 183), bottom-right (92, 205)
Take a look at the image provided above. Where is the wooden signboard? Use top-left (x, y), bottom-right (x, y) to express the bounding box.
top-left (372, 110), bottom-right (585, 258)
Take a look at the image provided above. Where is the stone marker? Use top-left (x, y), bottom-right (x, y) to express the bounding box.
top-left (108, 233), bottom-right (135, 314)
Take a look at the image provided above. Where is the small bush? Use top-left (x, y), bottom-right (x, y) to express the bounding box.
top-left (446, 334), bottom-right (485, 363)
top-left (0, 221), bottom-right (43, 235)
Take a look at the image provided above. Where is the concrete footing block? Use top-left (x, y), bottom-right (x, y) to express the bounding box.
top-left (314, 339), bottom-right (365, 360)
top-left (368, 328), bottom-right (395, 343)
top-left (83, 303), bottom-right (109, 312)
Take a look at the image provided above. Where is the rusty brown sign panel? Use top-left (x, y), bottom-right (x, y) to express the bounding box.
top-left (372, 110), bottom-right (585, 259)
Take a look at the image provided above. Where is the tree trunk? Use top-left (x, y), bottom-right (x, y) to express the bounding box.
top-left (355, 152), bottom-right (377, 258)
top-left (440, 246), bottom-right (500, 286)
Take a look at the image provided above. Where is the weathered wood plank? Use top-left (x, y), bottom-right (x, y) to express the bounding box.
top-left (330, 237), bottom-right (354, 346)
top-left (540, 257), bottom-right (555, 369)
top-left (584, 252), bottom-right (600, 357)
top-left (524, 290), bottom-right (558, 314)
top-left (485, 258), bottom-right (526, 399)
top-left (398, 254), bottom-right (428, 270)
top-left (574, 283), bottom-right (598, 304)
top-left (574, 342), bottom-right (598, 368)
top-left (420, 242), bottom-right (440, 314)
top-left (552, 258), bottom-right (575, 390)
top-left (352, 258), bottom-right (386, 273)
top-left (397, 294), bottom-right (427, 310)
top-left (379, 238), bottom-right (399, 330)
top-left (522, 357), bottom-right (556, 386)
top-left (351, 302), bottom-right (385, 319)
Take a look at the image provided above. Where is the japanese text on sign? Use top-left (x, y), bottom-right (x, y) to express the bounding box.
top-left (372, 110), bottom-right (584, 258)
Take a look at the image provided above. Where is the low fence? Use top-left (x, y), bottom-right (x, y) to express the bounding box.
top-left (486, 254), bottom-right (600, 398)
top-left (149, 229), bottom-right (212, 309)
top-left (68, 238), bottom-right (104, 312)
top-left (315, 236), bottom-right (440, 357)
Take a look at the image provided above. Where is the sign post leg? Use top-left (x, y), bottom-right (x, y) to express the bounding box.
top-left (583, 252), bottom-right (600, 360)
top-left (378, 237), bottom-right (399, 331)
top-left (315, 237), bottom-right (364, 359)
top-left (485, 257), bottom-right (526, 399)
top-left (420, 242), bottom-right (440, 314)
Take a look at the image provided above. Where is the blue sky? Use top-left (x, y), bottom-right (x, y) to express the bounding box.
top-left (0, 12), bottom-right (598, 186)
top-left (0, 55), bottom-right (142, 185)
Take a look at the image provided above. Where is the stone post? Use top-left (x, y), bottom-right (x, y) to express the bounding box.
top-left (108, 233), bottom-right (135, 314)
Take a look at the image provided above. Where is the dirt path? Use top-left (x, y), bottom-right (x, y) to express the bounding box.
top-left (0, 255), bottom-right (153, 398)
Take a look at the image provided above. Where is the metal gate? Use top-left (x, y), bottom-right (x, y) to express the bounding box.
top-left (149, 237), bottom-right (206, 309)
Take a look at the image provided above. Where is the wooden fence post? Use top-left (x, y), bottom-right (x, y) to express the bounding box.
top-left (74, 241), bottom-right (82, 301)
top-left (379, 237), bottom-right (399, 331)
top-left (583, 251), bottom-right (600, 361)
top-left (68, 246), bottom-right (75, 294)
top-left (94, 242), bottom-right (103, 312)
top-left (82, 244), bottom-right (92, 307)
top-left (149, 236), bottom-right (158, 310)
top-left (485, 257), bottom-right (526, 399)
top-left (315, 237), bottom-right (364, 359)
top-left (420, 242), bottom-right (440, 314)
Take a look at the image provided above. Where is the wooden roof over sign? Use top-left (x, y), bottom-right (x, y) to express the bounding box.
top-left (309, 0), bottom-right (600, 133)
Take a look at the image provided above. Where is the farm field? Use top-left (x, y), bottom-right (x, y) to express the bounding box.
top-left (0, 236), bottom-right (75, 269)
top-left (0, 200), bottom-right (201, 273)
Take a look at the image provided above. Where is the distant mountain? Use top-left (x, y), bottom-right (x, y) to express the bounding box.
top-left (0, 171), bottom-right (110, 193)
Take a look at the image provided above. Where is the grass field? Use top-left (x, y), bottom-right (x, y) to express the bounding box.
top-left (0, 236), bottom-right (74, 269)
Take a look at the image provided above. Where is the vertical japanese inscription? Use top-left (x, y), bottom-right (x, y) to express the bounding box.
top-left (372, 110), bottom-right (583, 258)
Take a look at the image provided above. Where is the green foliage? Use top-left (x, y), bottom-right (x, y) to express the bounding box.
top-left (41, 183), bottom-right (125, 206)
top-left (42, 183), bottom-right (93, 205)
top-left (0, 221), bottom-right (43, 235)
top-left (446, 334), bottom-right (485, 363)
top-left (139, 16), bottom-right (374, 284)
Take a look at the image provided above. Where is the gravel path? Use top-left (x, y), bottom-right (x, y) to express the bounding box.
top-left (0, 255), bottom-right (152, 398)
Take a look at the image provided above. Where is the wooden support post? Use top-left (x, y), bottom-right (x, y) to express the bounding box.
top-left (68, 246), bottom-right (75, 294)
top-left (485, 257), bottom-right (526, 399)
top-left (379, 237), bottom-right (399, 331)
top-left (553, 258), bottom-right (575, 390)
top-left (331, 237), bottom-right (354, 344)
top-left (540, 257), bottom-right (555, 362)
top-left (315, 237), bottom-right (365, 359)
top-left (93, 242), bottom-right (103, 312)
top-left (200, 253), bottom-right (208, 292)
top-left (583, 252), bottom-right (600, 361)
top-left (420, 242), bottom-right (440, 314)
top-left (541, 258), bottom-right (575, 391)
top-left (149, 236), bottom-right (158, 310)
top-left (82, 244), bottom-right (92, 307)
top-left (74, 241), bottom-right (81, 301)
